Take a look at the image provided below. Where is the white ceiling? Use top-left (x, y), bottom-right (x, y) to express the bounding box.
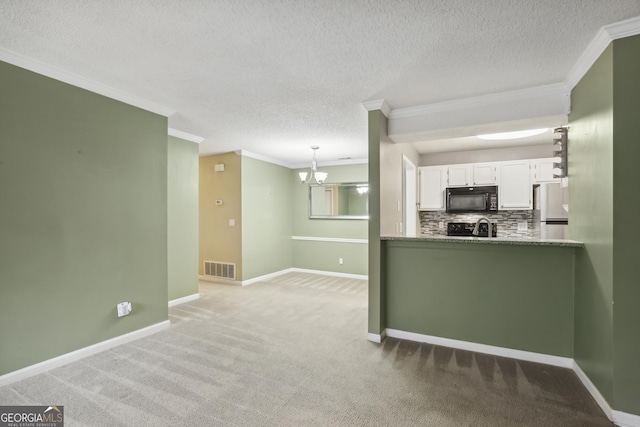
top-left (1, 1), bottom-right (640, 164)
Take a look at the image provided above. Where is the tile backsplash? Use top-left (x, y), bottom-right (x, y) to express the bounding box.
top-left (419, 210), bottom-right (538, 238)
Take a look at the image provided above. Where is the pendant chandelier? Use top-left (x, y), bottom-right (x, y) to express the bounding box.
top-left (298, 146), bottom-right (328, 184)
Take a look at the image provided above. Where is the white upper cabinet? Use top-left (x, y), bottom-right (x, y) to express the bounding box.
top-left (472, 162), bottom-right (498, 185)
top-left (499, 160), bottom-right (532, 210)
top-left (531, 158), bottom-right (560, 183)
top-left (418, 166), bottom-right (447, 210)
top-left (447, 164), bottom-right (472, 187)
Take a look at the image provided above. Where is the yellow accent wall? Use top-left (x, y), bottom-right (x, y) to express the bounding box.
top-left (199, 153), bottom-right (243, 280)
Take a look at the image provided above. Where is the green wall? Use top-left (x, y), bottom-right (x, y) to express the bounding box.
top-left (385, 240), bottom-right (576, 357)
top-left (241, 156), bottom-right (293, 280)
top-left (570, 35), bottom-right (640, 415)
top-left (292, 240), bottom-right (367, 275)
top-left (569, 43), bottom-right (615, 404)
top-left (368, 110), bottom-right (384, 334)
top-left (292, 163), bottom-right (368, 275)
top-left (0, 61), bottom-right (168, 375)
top-left (168, 136), bottom-right (199, 301)
top-left (611, 35), bottom-right (640, 414)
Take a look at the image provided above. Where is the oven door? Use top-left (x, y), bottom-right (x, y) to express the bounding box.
top-left (446, 192), bottom-right (488, 212)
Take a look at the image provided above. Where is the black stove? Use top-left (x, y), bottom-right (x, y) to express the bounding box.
top-left (447, 221), bottom-right (497, 237)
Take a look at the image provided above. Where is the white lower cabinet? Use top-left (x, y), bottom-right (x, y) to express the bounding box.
top-left (499, 160), bottom-right (532, 210)
top-left (418, 166), bottom-right (447, 210)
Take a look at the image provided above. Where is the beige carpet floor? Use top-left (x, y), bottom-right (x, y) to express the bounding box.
top-left (0, 272), bottom-right (612, 426)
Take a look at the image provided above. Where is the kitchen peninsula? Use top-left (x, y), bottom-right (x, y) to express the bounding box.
top-left (379, 235), bottom-right (583, 361)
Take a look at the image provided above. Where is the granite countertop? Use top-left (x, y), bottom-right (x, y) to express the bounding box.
top-left (381, 234), bottom-right (584, 248)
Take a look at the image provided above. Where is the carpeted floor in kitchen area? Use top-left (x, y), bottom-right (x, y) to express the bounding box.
top-left (0, 272), bottom-right (612, 426)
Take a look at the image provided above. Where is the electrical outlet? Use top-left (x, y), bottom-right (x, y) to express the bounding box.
top-left (339, 258), bottom-right (344, 265)
top-left (229, 219), bottom-right (235, 227)
top-left (517, 221), bottom-right (528, 231)
top-left (117, 302), bottom-right (132, 317)
top-left (439, 221), bottom-right (444, 229)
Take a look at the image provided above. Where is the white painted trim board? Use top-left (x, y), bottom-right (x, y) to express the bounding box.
top-left (389, 83), bottom-right (569, 119)
top-left (289, 267), bottom-right (367, 280)
top-left (367, 330), bottom-right (387, 343)
top-left (168, 293), bottom-right (200, 307)
top-left (199, 269), bottom-right (293, 286)
top-left (361, 99), bottom-right (391, 117)
top-left (384, 328), bottom-right (573, 368)
top-left (572, 361), bottom-right (640, 427)
top-left (200, 268), bottom-right (367, 284)
top-left (291, 236), bottom-right (368, 244)
top-left (168, 128), bottom-right (204, 144)
top-left (382, 328), bottom-right (640, 425)
top-left (199, 275), bottom-right (242, 286)
top-left (566, 15), bottom-right (640, 90)
top-left (0, 47), bottom-right (174, 117)
top-left (0, 321), bottom-right (170, 387)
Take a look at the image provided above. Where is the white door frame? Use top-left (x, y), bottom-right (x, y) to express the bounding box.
top-left (402, 155), bottom-right (417, 237)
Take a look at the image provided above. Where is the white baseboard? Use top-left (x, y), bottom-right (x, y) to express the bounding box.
top-left (0, 320), bottom-right (170, 387)
top-left (573, 361), bottom-right (640, 427)
top-left (290, 267), bottom-right (368, 280)
top-left (199, 270), bottom-right (294, 286)
top-left (383, 328), bottom-right (640, 425)
top-left (241, 268), bottom-right (294, 285)
top-left (367, 330), bottom-right (387, 343)
top-left (384, 328), bottom-right (573, 368)
top-left (613, 410), bottom-right (640, 427)
top-left (572, 361), bottom-right (612, 420)
top-left (198, 275), bottom-right (241, 286)
top-left (168, 293), bottom-right (200, 307)
top-left (199, 268), bottom-right (368, 285)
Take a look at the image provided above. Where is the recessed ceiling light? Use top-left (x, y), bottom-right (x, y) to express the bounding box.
top-left (477, 128), bottom-right (549, 140)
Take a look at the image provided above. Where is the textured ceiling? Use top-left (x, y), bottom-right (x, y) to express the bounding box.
top-left (1, 1), bottom-right (640, 164)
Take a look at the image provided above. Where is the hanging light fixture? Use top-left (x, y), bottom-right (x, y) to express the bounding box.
top-left (299, 146), bottom-right (328, 184)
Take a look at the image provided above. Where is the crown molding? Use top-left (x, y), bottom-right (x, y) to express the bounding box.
top-left (236, 150), bottom-right (367, 170)
top-left (565, 27), bottom-right (612, 90)
top-left (566, 15), bottom-right (640, 90)
top-left (168, 128), bottom-right (204, 143)
top-left (390, 83), bottom-right (569, 119)
top-left (605, 14), bottom-right (640, 40)
top-left (290, 158), bottom-right (368, 169)
top-left (361, 99), bottom-right (391, 118)
top-left (235, 150), bottom-right (292, 168)
top-left (0, 48), bottom-right (175, 117)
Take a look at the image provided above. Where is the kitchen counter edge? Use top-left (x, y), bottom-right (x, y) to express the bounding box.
top-left (381, 235), bottom-right (584, 248)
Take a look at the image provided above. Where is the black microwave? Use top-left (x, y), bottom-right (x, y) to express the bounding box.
top-left (446, 186), bottom-right (498, 213)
